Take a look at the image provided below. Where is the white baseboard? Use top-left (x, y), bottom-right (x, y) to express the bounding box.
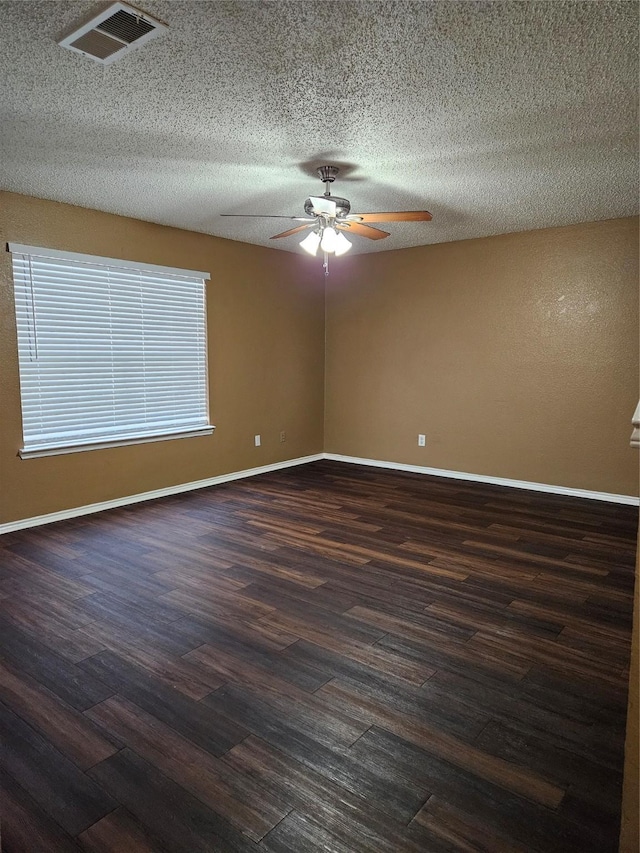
top-left (2, 450), bottom-right (636, 534)
top-left (0, 454), bottom-right (324, 534)
top-left (323, 453), bottom-right (640, 505)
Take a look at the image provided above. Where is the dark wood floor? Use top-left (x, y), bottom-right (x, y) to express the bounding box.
top-left (0, 460), bottom-right (637, 853)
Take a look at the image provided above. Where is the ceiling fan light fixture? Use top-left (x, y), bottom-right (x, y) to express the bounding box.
top-left (333, 231), bottom-right (352, 256)
top-left (299, 230), bottom-right (321, 256)
top-left (320, 226), bottom-right (338, 253)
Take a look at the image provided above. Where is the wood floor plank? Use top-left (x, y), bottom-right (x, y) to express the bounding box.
top-left (177, 615), bottom-right (327, 690)
top-left (0, 590), bottom-right (95, 629)
top-left (289, 641), bottom-right (488, 738)
top-left (0, 659), bottom-right (120, 771)
top-left (78, 651), bottom-right (248, 756)
top-left (0, 596), bottom-right (106, 662)
top-left (350, 726), bottom-right (593, 853)
top-left (74, 626), bottom-right (224, 698)
top-left (467, 629), bottom-right (627, 688)
top-left (167, 610), bottom-right (304, 656)
top-left (224, 735), bottom-right (426, 853)
top-left (203, 684), bottom-right (430, 823)
top-left (87, 748), bottom-right (258, 853)
top-left (0, 460), bottom-right (634, 852)
top-left (77, 807), bottom-right (168, 852)
top-left (316, 679), bottom-right (565, 808)
top-left (506, 597), bottom-right (632, 640)
top-left (0, 562), bottom-right (94, 602)
top-left (376, 627), bottom-right (533, 682)
top-left (77, 590), bottom-right (186, 632)
top-left (427, 668), bottom-right (624, 770)
top-left (0, 701), bottom-right (117, 836)
top-left (244, 582), bottom-right (387, 645)
top-left (76, 566), bottom-right (177, 604)
top-left (0, 767), bottom-right (83, 853)
top-left (475, 718), bottom-right (624, 813)
top-left (4, 540), bottom-right (87, 578)
top-left (425, 598), bottom-right (564, 639)
top-left (85, 696), bottom-right (291, 841)
top-left (233, 572), bottom-right (358, 615)
top-left (76, 611), bottom-right (206, 659)
top-left (346, 601), bottom-right (476, 644)
top-left (184, 642), bottom-right (336, 708)
top-left (199, 667), bottom-right (369, 751)
top-left (0, 615), bottom-right (115, 711)
top-left (258, 809), bottom-right (370, 853)
top-left (160, 586), bottom-right (276, 623)
top-left (411, 794), bottom-right (532, 853)
top-left (153, 565), bottom-right (248, 595)
top-left (210, 548), bottom-right (327, 588)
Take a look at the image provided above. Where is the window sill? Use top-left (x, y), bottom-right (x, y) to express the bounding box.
top-left (18, 426), bottom-right (215, 459)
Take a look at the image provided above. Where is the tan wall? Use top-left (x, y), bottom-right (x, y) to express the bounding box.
top-left (620, 537), bottom-right (639, 852)
top-left (325, 217), bottom-right (639, 496)
top-left (1, 199), bottom-right (637, 526)
top-left (0, 192), bottom-right (325, 524)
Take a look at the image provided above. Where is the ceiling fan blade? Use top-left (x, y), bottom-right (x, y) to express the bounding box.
top-left (221, 214), bottom-right (313, 221)
top-left (309, 196), bottom-right (337, 217)
top-left (346, 211), bottom-right (432, 223)
top-left (336, 221), bottom-right (390, 240)
top-left (270, 223), bottom-right (315, 240)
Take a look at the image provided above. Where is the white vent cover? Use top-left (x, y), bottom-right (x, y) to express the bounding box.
top-left (58, 2), bottom-right (167, 65)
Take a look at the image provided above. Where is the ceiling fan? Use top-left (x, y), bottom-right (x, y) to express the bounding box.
top-left (221, 166), bottom-right (432, 276)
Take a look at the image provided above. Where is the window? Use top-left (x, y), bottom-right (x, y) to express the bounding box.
top-left (9, 243), bottom-right (212, 458)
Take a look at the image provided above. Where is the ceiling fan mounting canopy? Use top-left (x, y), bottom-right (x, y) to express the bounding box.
top-left (317, 165), bottom-right (339, 183)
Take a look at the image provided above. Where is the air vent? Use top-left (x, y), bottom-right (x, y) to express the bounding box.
top-left (69, 30), bottom-right (125, 61)
top-left (58, 2), bottom-right (167, 65)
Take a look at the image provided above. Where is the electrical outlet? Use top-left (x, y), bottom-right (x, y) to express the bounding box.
top-left (418, 434), bottom-right (426, 447)
top-left (254, 434), bottom-right (261, 447)
top-left (279, 430), bottom-right (286, 442)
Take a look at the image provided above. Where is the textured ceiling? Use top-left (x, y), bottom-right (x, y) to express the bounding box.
top-left (0, 1), bottom-right (637, 255)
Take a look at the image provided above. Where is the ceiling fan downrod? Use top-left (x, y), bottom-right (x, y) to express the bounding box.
top-left (317, 165), bottom-right (339, 198)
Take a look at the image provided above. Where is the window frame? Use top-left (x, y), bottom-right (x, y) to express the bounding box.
top-left (9, 243), bottom-right (214, 459)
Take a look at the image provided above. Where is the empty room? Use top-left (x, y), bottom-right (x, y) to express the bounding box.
top-left (0, 2), bottom-right (638, 852)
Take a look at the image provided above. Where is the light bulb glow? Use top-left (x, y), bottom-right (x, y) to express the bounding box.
top-left (299, 231), bottom-right (321, 256)
top-left (333, 231), bottom-right (352, 256)
top-left (320, 226), bottom-right (338, 253)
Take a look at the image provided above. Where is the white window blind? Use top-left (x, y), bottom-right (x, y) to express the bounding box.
top-left (9, 244), bottom-right (212, 457)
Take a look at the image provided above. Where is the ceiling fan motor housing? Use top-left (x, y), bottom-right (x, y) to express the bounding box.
top-left (304, 196), bottom-right (351, 218)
